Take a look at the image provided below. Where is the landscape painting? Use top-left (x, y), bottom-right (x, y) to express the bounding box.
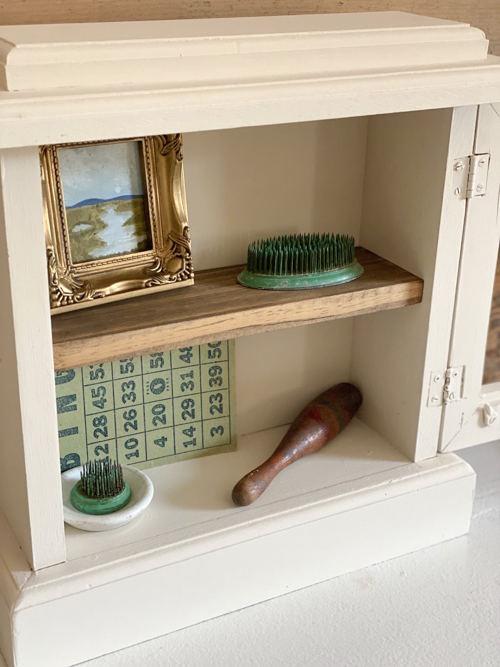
top-left (57, 141), bottom-right (152, 264)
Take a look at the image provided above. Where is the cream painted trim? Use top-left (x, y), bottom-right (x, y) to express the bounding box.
top-left (0, 62), bottom-right (500, 149)
top-left (0, 13), bottom-right (488, 92)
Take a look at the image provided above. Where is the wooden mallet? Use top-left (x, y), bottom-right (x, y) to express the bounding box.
top-left (232, 382), bottom-right (362, 506)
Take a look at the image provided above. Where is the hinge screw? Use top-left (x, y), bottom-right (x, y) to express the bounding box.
top-left (432, 395), bottom-right (440, 403)
top-left (434, 375), bottom-right (441, 382)
top-left (453, 371), bottom-right (458, 378)
top-left (454, 162), bottom-right (465, 171)
top-left (454, 188), bottom-right (461, 196)
top-left (476, 184), bottom-right (484, 192)
top-left (478, 158), bottom-right (486, 167)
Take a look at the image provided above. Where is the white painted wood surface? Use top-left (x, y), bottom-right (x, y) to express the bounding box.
top-left (0, 421), bottom-right (475, 667)
top-left (0, 13), bottom-right (487, 92)
top-left (0, 509), bottom-right (32, 667)
top-left (351, 106), bottom-right (477, 461)
top-left (0, 62), bottom-right (500, 151)
top-left (440, 103), bottom-right (500, 451)
top-left (0, 14), bottom-right (498, 149)
top-left (0, 147), bottom-right (65, 570)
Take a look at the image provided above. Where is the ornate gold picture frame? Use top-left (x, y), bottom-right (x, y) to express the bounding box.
top-left (40, 134), bottom-right (193, 314)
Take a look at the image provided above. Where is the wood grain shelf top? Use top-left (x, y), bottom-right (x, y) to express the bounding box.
top-left (52, 248), bottom-right (424, 370)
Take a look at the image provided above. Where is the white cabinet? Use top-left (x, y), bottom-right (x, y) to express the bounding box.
top-left (0, 12), bottom-right (499, 667)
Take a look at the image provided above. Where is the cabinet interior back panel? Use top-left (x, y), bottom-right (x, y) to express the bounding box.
top-left (184, 118), bottom-right (368, 270)
top-left (236, 320), bottom-right (354, 435)
top-left (183, 118), bottom-right (367, 434)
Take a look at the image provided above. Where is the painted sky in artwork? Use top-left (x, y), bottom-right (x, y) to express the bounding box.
top-left (58, 141), bottom-right (145, 208)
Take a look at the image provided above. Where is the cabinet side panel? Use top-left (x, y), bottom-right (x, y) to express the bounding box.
top-left (351, 107), bottom-right (477, 461)
top-left (0, 147), bottom-right (66, 569)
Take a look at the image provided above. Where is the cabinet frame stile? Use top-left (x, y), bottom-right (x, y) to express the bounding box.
top-left (0, 147), bottom-right (66, 570)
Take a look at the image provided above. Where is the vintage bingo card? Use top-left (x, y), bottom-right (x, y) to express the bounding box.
top-left (56, 340), bottom-right (236, 472)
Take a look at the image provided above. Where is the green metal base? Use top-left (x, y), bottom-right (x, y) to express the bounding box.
top-left (70, 480), bottom-right (131, 515)
top-left (237, 260), bottom-right (364, 290)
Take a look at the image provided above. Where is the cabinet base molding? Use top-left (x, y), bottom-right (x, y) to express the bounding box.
top-left (0, 424), bottom-right (475, 667)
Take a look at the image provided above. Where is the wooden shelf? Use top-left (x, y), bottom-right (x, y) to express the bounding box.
top-left (52, 247), bottom-right (423, 370)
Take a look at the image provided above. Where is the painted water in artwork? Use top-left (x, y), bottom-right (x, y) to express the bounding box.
top-left (58, 141), bottom-right (152, 264)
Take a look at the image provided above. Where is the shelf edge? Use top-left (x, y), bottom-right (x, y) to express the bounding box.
top-left (53, 282), bottom-right (422, 370)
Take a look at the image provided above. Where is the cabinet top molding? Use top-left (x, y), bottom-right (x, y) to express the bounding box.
top-left (0, 12), bottom-right (498, 148)
top-left (0, 12), bottom-right (488, 92)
